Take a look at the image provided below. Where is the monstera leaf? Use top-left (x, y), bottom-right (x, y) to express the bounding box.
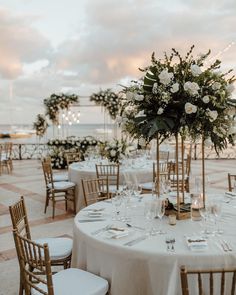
top-left (143, 67), bottom-right (157, 93)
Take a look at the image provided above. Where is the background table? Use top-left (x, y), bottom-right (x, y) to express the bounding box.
top-left (72, 194), bottom-right (236, 295)
top-left (68, 160), bottom-right (154, 212)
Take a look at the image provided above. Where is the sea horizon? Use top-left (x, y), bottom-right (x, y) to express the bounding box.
top-left (0, 123), bottom-right (119, 143)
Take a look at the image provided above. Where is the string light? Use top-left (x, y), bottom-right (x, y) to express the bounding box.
top-left (206, 41), bottom-right (235, 64)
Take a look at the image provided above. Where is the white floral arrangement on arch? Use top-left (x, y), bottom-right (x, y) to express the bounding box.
top-left (33, 114), bottom-right (49, 137)
top-left (118, 46), bottom-right (236, 153)
top-left (90, 89), bottom-right (120, 120)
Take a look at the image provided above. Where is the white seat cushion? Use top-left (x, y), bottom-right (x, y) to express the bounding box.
top-left (34, 237), bottom-right (72, 260)
top-left (140, 182), bottom-right (153, 190)
top-left (48, 181), bottom-right (75, 190)
top-left (32, 268), bottom-right (109, 295)
top-left (54, 173), bottom-right (69, 182)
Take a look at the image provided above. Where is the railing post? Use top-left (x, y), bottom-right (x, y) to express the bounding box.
top-left (19, 144), bottom-right (22, 160)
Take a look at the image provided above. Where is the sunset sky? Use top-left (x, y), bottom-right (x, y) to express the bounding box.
top-left (0, 0), bottom-right (235, 124)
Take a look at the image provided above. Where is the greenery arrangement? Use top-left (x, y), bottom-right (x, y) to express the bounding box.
top-left (90, 89), bottom-right (120, 120)
top-left (44, 93), bottom-right (79, 124)
top-left (48, 136), bottom-right (101, 168)
top-left (33, 114), bottom-right (49, 137)
top-left (119, 46), bottom-right (236, 153)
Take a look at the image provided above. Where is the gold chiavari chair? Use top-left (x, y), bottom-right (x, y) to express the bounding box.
top-left (0, 142), bottom-right (13, 174)
top-left (95, 163), bottom-right (121, 193)
top-left (65, 152), bottom-right (81, 168)
top-left (13, 231), bottom-right (109, 295)
top-left (41, 161), bottom-right (76, 218)
top-left (81, 178), bottom-right (109, 206)
top-left (9, 196), bottom-right (73, 295)
top-left (228, 173), bottom-right (236, 192)
top-left (168, 154), bottom-right (191, 192)
top-left (42, 156), bottom-right (68, 182)
top-left (180, 265), bottom-right (236, 295)
top-left (139, 161), bottom-right (170, 192)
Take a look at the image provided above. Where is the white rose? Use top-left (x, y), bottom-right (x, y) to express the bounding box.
top-left (202, 95), bottom-right (210, 103)
top-left (170, 83), bottom-right (179, 93)
top-left (212, 82), bottom-right (221, 90)
top-left (158, 69), bottom-right (173, 85)
top-left (126, 91), bottom-right (134, 100)
top-left (134, 94), bottom-right (144, 101)
top-left (152, 82), bottom-right (158, 94)
top-left (184, 81), bottom-right (200, 96)
top-left (139, 137), bottom-right (146, 147)
top-left (157, 107), bottom-right (164, 115)
top-left (228, 126), bottom-right (236, 135)
top-left (110, 149), bottom-right (116, 157)
top-left (185, 102), bottom-right (197, 114)
top-left (207, 109), bottom-right (218, 121)
top-left (190, 64), bottom-right (202, 76)
top-left (135, 110), bottom-right (146, 118)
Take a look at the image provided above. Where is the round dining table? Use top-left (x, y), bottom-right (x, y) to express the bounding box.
top-left (68, 159), bottom-right (154, 212)
top-left (71, 193), bottom-right (236, 295)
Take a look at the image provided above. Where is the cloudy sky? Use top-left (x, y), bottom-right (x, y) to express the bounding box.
top-left (0, 0), bottom-right (235, 124)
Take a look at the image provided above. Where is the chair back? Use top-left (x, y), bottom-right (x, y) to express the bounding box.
top-left (153, 162), bottom-right (170, 182)
top-left (9, 196), bottom-right (31, 239)
top-left (81, 178), bottom-right (109, 206)
top-left (159, 151), bottom-right (169, 162)
top-left (96, 164), bottom-right (120, 190)
top-left (180, 265), bottom-right (236, 295)
top-left (4, 142), bottom-right (13, 159)
top-left (65, 152), bottom-right (81, 168)
top-left (42, 161), bottom-right (54, 189)
top-left (13, 230), bottom-right (54, 295)
top-left (228, 173), bottom-right (236, 192)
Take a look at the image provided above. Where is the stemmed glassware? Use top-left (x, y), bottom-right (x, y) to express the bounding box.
top-left (111, 191), bottom-right (122, 220)
top-left (156, 199), bottom-right (166, 234)
top-left (212, 201), bottom-right (223, 235)
top-left (144, 201), bottom-right (157, 236)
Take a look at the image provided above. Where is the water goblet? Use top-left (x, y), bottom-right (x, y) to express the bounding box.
top-left (111, 192), bottom-right (122, 220)
top-left (144, 201), bottom-right (156, 236)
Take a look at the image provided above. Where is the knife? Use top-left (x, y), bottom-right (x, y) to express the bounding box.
top-left (78, 219), bottom-right (106, 223)
top-left (124, 235), bottom-right (147, 246)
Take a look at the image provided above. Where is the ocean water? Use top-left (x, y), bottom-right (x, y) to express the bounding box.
top-left (0, 124), bottom-right (119, 143)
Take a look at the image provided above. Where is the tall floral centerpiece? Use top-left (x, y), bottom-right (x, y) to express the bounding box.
top-left (119, 46), bottom-right (235, 217)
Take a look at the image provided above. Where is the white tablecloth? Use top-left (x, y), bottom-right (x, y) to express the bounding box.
top-left (68, 160), bottom-right (154, 212)
top-left (72, 194), bottom-right (236, 295)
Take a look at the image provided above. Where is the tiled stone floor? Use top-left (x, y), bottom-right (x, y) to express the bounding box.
top-left (0, 158), bottom-right (235, 294)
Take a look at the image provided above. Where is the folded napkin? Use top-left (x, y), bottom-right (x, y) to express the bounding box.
top-left (106, 227), bottom-right (130, 239)
top-left (87, 211), bottom-right (104, 218)
top-left (186, 237), bottom-right (208, 251)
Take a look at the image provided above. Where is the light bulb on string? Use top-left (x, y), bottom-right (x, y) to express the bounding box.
top-left (69, 121), bottom-right (72, 126)
top-left (65, 117), bottom-right (69, 121)
top-left (76, 119), bottom-right (80, 123)
top-left (58, 125), bottom-right (61, 129)
top-left (68, 110), bottom-right (71, 115)
top-left (62, 113), bottom-right (65, 118)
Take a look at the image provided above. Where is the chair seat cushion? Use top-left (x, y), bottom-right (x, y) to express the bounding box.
top-left (32, 268), bottom-right (109, 295)
top-left (54, 173), bottom-right (69, 182)
top-left (140, 182), bottom-right (153, 190)
top-left (48, 181), bottom-right (75, 190)
top-left (34, 237), bottom-right (72, 260)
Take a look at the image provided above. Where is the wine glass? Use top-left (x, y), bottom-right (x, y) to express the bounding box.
top-left (156, 199), bottom-right (166, 234)
top-left (111, 192), bottom-right (122, 220)
top-left (212, 201), bottom-right (223, 235)
top-left (144, 201), bottom-right (156, 236)
top-left (199, 205), bottom-right (212, 236)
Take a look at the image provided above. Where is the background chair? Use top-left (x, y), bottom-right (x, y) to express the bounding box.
top-left (169, 154), bottom-right (191, 192)
top-left (42, 161), bottom-right (76, 218)
top-left (42, 156), bottom-right (68, 182)
top-left (81, 178), bottom-right (109, 206)
top-left (95, 163), bottom-right (121, 193)
top-left (13, 231), bottom-right (109, 295)
top-left (180, 265), bottom-right (236, 295)
top-left (0, 142), bottom-right (13, 174)
top-left (9, 196), bottom-right (73, 295)
top-left (65, 152), bottom-right (81, 168)
top-left (228, 173), bottom-right (236, 192)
